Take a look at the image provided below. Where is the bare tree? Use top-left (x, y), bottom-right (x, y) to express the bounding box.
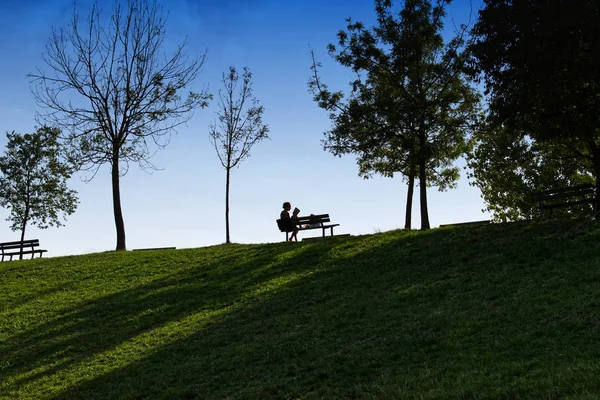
top-left (29, 0), bottom-right (211, 251)
top-left (210, 67), bottom-right (269, 244)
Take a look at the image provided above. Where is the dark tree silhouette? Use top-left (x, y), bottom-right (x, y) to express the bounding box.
top-left (470, 0), bottom-right (600, 210)
top-left (209, 67), bottom-right (269, 244)
top-left (29, 0), bottom-right (211, 250)
top-left (0, 127), bottom-right (78, 259)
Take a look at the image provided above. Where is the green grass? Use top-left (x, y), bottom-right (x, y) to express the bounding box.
top-left (2, 218), bottom-right (600, 399)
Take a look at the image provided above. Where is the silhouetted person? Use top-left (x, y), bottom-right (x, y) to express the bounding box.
top-left (281, 202), bottom-right (299, 241)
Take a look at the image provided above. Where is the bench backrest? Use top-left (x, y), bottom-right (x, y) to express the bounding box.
top-left (296, 214), bottom-right (330, 225)
top-left (532, 184), bottom-right (595, 201)
top-left (0, 239), bottom-right (41, 251)
top-left (276, 214), bottom-right (331, 229)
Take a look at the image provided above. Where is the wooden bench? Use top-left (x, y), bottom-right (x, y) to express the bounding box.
top-left (531, 184), bottom-right (597, 216)
top-left (276, 214), bottom-right (340, 241)
top-left (0, 239), bottom-right (48, 261)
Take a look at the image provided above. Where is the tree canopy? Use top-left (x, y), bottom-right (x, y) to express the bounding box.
top-left (309, 0), bottom-right (479, 229)
top-left (0, 127), bottom-right (78, 255)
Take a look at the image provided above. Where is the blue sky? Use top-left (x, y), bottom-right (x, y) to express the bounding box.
top-left (0, 0), bottom-right (487, 257)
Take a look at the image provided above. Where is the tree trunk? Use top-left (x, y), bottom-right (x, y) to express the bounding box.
top-left (19, 219), bottom-right (27, 261)
top-left (112, 150), bottom-right (126, 251)
top-left (595, 176), bottom-right (600, 218)
top-left (419, 156), bottom-right (430, 230)
top-left (20, 179), bottom-right (31, 260)
top-left (225, 166), bottom-right (231, 244)
top-left (591, 142), bottom-right (600, 216)
top-left (418, 131), bottom-right (430, 230)
top-left (404, 163), bottom-right (416, 230)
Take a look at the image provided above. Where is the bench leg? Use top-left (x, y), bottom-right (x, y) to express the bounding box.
top-left (330, 226), bottom-right (334, 236)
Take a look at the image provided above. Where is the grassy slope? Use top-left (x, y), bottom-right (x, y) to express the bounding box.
top-left (1, 218), bottom-right (600, 399)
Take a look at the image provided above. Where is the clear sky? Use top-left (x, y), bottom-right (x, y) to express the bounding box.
top-left (0, 0), bottom-right (488, 257)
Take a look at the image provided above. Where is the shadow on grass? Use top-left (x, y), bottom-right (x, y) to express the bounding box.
top-left (2, 238), bottom-right (370, 397)
top-left (4, 219), bottom-right (600, 399)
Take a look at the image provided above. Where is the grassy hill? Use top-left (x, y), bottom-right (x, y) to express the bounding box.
top-left (1, 218), bottom-right (600, 399)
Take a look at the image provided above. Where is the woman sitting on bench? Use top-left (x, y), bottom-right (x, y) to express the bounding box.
top-left (281, 202), bottom-right (300, 241)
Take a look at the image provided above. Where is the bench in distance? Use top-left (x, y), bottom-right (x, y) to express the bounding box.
top-left (0, 239), bottom-right (48, 261)
top-left (531, 184), bottom-right (597, 217)
top-left (276, 213), bottom-right (340, 241)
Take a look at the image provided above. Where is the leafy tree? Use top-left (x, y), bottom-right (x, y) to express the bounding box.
top-left (0, 127), bottom-right (78, 259)
top-left (309, 0), bottom-right (479, 230)
top-left (466, 120), bottom-right (593, 221)
top-left (29, 0), bottom-right (211, 250)
top-left (469, 0), bottom-right (600, 209)
top-left (309, 61), bottom-right (419, 229)
top-left (209, 67), bottom-right (269, 244)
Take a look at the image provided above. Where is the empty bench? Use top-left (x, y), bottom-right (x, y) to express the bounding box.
top-left (531, 184), bottom-right (597, 216)
top-left (276, 214), bottom-right (340, 241)
top-left (0, 239), bottom-right (48, 261)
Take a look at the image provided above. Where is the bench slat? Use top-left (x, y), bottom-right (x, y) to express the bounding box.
top-left (293, 214), bottom-right (330, 223)
top-left (533, 189), bottom-right (595, 201)
top-left (294, 218), bottom-right (331, 225)
top-left (532, 183), bottom-right (594, 197)
top-left (539, 198), bottom-right (595, 209)
top-left (298, 224), bottom-right (340, 231)
top-left (0, 239), bottom-right (40, 248)
top-left (0, 242), bottom-right (41, 251)
top-left (0, 239), bottom-right (40, 245)
top-left (3, 249), bottom-right (48, 254)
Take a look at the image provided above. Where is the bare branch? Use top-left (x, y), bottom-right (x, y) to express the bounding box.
top-left (210, 66), bottom-right (269, 171)
top-left (28, 0), bottom-right (211, 251)
top-left (29, 0), bottom-right (210, 174)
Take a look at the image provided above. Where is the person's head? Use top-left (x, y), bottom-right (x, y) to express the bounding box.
top-left (282, 202), bottom-right (291, 211)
